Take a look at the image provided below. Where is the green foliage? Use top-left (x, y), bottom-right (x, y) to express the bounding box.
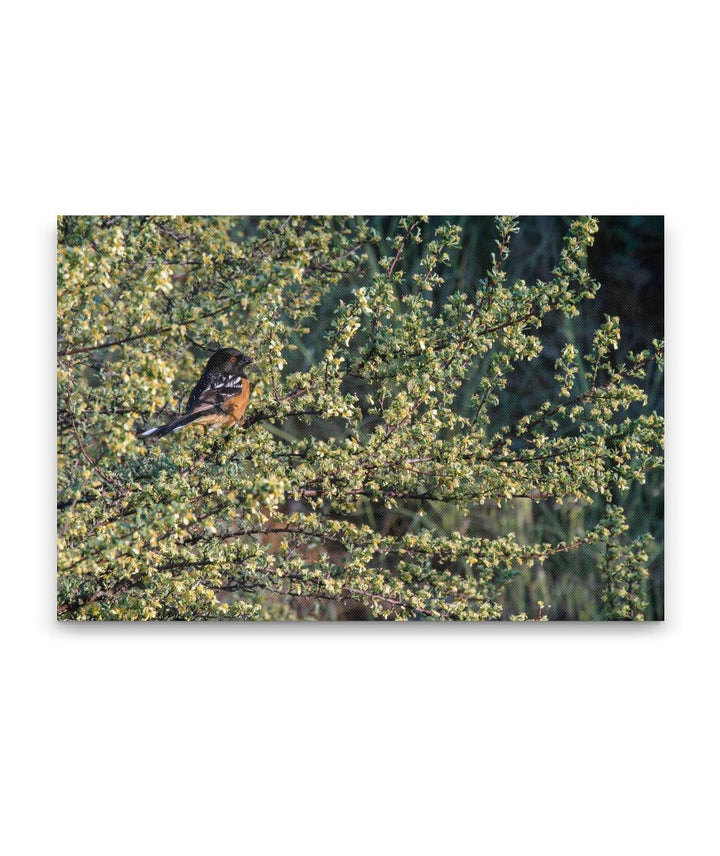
top-left (599, 510), bottom-right (653, 621)
top-left (57, 215), bottom-right (664, 620)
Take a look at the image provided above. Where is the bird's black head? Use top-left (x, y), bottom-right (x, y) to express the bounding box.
top-left (206, 347), bottom-right (254, 377)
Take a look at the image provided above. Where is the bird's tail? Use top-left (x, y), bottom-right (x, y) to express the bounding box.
top-left (139, 410), bottom-right (207, 439)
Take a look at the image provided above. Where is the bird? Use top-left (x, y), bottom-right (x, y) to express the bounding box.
top-left (139, 348), bottom-right (253, 439)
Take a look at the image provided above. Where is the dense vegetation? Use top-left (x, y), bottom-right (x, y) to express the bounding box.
top-left (57, 215), bottom-right (664, 620)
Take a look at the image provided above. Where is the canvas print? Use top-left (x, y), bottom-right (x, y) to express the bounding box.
top-left (57, 216), bottom-right (664, 621)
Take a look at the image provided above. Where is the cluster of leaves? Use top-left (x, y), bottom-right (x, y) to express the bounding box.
top-left (598, 508), bottom-right (653, 621)
top-left (57, 215), bottom-right (664, 620)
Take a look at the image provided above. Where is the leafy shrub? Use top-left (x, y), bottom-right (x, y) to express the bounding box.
top-left (57, 215), bottom-right (663, 620)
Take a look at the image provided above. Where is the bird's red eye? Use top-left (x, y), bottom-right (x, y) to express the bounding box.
top-left (231, 356), bottom-right (237, 362)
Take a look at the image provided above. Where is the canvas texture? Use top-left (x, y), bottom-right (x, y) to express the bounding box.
top-left (57, 216), bottom-right (664, 621)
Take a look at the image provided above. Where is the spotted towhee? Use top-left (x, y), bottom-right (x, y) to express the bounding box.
top-left (140, 348), bottom-right (253, 439)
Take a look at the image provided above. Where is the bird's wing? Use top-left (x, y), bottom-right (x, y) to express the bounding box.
top-left (186, 374), bottom-right (246, 413)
